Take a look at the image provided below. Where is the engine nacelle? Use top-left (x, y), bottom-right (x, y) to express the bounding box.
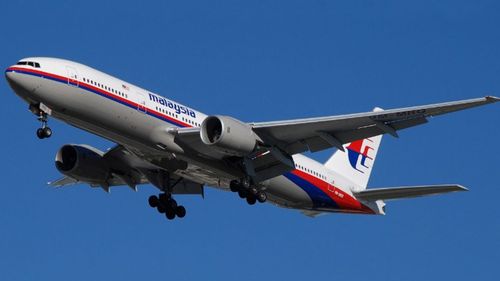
top-left (55, 144), bottom-right (110, 183)
top-left (200, 115), bottom-right (258, 157)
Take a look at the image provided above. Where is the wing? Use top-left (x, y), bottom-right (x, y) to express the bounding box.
top-left (354, 184), bottom-right (468, 201)
top-left (174, 96), bottom-right (498, 156)
top-left (170, 96), bottom-right (498, 183)
top-left (251, 96), bottom-right (499, 154)
top-left (48, 145), bottom-right (204, 195)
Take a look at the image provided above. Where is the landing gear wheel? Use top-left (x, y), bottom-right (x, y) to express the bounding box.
top-left (249, 187), bottom-right (258, 196)
top-left (256, 191), bottom-right (267, 203)
top-left (42, 127), bottom-right (52, 138)
top-left (246, 195), bottom-right (257, 205)
top-left (165, 208), bottom-right (176, 220)
top-left (168, 199), bottom-right (178, 209)
top-left (238, 190), bottom-right (247, 199)
top-left (159, 193), bottom-right (170, 202)
top-left (148, 195), bottom-right (159, 208)
top-left (229, 180), bottom-right (240, 192)
top-left (36, 128), bottom-right (45, 139)
top-left (151, 191), bottom-right (186, 220)
top-left (157, 204), bottom-right (166, 214)
top-left (241, 177), bottom-right (251, 189)
top-left (36, 127), bottom-right (52, 139)
top-left (175, 206), bottom-right (186, 218)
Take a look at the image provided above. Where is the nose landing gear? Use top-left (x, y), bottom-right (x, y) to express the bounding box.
top-left (36, 126), bottom-right (52, 139)
top-left (31, 104), bottom-right (52, 139)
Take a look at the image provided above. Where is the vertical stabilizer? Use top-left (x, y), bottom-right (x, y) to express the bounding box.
top-left (324, 108), bottom-right (384, 190)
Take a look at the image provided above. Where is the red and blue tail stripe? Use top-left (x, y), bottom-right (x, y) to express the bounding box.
top-left (284, 169), bottom-right (375, 214)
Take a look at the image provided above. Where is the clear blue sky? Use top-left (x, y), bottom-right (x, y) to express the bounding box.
top-left (1, 1), bottom-right (499, 280)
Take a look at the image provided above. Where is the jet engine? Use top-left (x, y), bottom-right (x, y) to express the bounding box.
top-left (200, 115), bottom-right (259, 157)
top-left (55, 144), bottom-right (110, 183)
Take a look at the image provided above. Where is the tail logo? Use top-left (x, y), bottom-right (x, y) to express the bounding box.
top-left (346, 139), bottom-right (374, 173)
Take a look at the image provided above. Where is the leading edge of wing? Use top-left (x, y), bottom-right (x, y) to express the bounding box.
top-left (250, 96), bottom-right (499, 128)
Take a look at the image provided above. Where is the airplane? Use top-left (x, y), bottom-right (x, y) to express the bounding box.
top-left (5, 57), bottom-right (499, 220)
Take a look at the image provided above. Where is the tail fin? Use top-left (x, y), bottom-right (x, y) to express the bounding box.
top-left (324, 108), bottom-right (384, 190)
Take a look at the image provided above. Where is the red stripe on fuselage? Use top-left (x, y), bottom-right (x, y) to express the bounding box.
top-left (7, 66), bottom-right (192, 128)
top-left (291, 169), bottom-right (375, 214)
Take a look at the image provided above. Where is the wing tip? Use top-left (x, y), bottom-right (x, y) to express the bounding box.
top-left (485, 96), bottom-right (500, 102)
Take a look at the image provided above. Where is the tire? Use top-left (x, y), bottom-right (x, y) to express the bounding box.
top-left (42, 127), bottom-right (52, 138)
top-left (165, 208), bottom-right (176, 220)
top-left (249, 187), bottom-right (258, 196)
top-left (159, 193), bottom-right (169, 203)
top-left (256, 191), bottom-right (267, 203)
top-left (246, 195), bottom-right (256, 205)
top-left (157, 204), bottom-right (166, 214)
top-left (36, 128), bottom-right (45, 139)
top-left (241, 178), bottom-right (251, 189)
top-left (229, 181), bottom-right (240, 192)
top-left (238, 190), bottom-right (247, 198)
top-left (175, 206), bottom-right (186, 218)
top-left (168, 199), bottom-right (178, 209)
top-left (148, 195), bottom-right (159, 208)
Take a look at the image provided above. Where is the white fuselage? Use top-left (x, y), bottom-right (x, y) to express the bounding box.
top-left (5, 57), bottom-right (379, 214)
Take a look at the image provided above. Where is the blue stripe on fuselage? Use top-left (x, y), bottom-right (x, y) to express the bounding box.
top-left (283, 172), bottom-right (339, 209)
top-left (6, 68), bottom-right (188, 128)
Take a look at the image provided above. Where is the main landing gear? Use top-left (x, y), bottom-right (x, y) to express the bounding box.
top-left (230, 179), bottom-right (267, 205)
top-left (148, 192), bottom-right (186, 220)
top-left (30, 104), bottom-right (52, 139)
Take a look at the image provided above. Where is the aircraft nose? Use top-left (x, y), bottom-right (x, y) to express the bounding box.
top-left (5, 67), bottom-right (16, 85)
top-left (4, 65), bottom-right (18, 85)
top-left (5, 65), bottom-right (29, 96)
top-left (5, 67), bottom-right (14, 81)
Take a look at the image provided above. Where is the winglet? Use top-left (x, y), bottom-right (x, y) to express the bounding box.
top-left (485, 95), bottom-right (500, 102)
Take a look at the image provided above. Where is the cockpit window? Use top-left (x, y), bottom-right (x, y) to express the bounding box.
top-left (16, 61), bottom-right (41, 68)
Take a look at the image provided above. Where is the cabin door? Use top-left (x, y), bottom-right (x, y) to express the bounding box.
top-left (66, 66), bottom-right (79, 87)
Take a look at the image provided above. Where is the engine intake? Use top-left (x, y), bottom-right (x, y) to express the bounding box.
top-left (55, 144), bottom-right (110, 183)
top-left (200, 116), bottom-right (258, 157)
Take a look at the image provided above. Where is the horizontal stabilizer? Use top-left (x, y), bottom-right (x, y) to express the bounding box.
top-left (300, 210), bottom-right (324, 218)
top-left (354, 184), bottom-right (468, 201)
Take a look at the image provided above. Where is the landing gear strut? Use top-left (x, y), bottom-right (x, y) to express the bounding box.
top-left (148, 193), bottom-right (187, 220)
top-left (230, 178), bottom-right (267, 205)
top-left (31, 104), bottom-right (52, 139)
